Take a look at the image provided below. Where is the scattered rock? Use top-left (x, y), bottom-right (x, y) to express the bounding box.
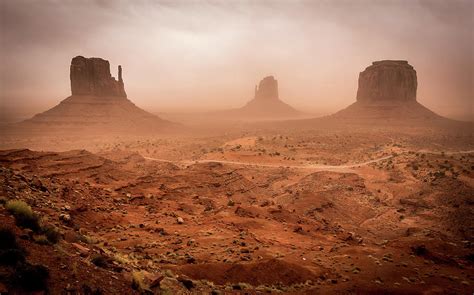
top-left (71, 243), bottom-right (90, 257)
top-left (59, 213), bottom-right (71, 223)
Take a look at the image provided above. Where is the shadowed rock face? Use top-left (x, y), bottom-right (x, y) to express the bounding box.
top-left (70, 56), bottom-right (127, 97)
top-left (254, 76), bottom-right (279, 100)
top-left (356, 60), bottom-right (417, 104)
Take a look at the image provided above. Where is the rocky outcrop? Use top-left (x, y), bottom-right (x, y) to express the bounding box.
top-left (356, 60), bottom-right (417, 104)
top-left (24, 56), bottom-right (174, 132)
top-left (254, 76), bottom-right (279, 100)
top-left (70, 56), bottom-right (126, 97)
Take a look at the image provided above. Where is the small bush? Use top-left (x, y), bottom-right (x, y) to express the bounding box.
top-left (42, 225), bottom-right (61, 244)
top-left (79, 231), bottom-right (97, 244)
top-left (5, 200), bottom-right (40, 232)
top-left (34, 235), bottom-right (50, 245)
top-left (5, 200), bottom-right (33, 218)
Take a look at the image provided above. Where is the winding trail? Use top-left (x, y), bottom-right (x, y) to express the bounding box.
top-left (143, 155), bottom-right (393, 172)
top-left (143, 149), bottom-right (474, 171)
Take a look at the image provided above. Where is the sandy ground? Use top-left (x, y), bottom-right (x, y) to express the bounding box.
top-left (0, 122), bottom-right (473, 294)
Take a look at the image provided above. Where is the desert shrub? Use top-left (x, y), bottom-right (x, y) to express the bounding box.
top-left (41, 225), bottom-right (61, 244)
top-left (5, 200), bottom-right (33, 217)
top-left (131, 271), bottom-right (151, 294)
top-left (33, 235), bottom-right (50, 245)
top-left (79, 234), bottom-right (97, 244)
top-left (91, 254), bottom-right (109, 268)
top-left (5, 200), bottom-right (40, 231)
top-left (12, 263), bottom-right (49, 292)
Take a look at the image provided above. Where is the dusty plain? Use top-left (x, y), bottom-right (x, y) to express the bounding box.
top-left (0, 121), bottom-right (473, 294)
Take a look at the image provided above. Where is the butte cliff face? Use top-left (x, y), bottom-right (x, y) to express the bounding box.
top-left (70, 56), bottom-right (127, 98)
top-left (356, 60), bottom-right (417, 104)
top-left (333, 60), bottom-right (440, 120)
top-left (26, 56), bottom-right (171, 132)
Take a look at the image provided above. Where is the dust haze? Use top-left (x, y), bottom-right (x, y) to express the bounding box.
top-left (0, 1), bottom-right (473, 294)
top-left (1, 0), bottom-right (473, 120)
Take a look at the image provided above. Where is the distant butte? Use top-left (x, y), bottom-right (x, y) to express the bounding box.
top-left (25, 56), bottom-right (172, 132)
top-left (332, 60), bottom-right (441, 120)
top-left (233, 76), bottom-right (302, 119)
top-left (254, 76), bottom-right (279, 101)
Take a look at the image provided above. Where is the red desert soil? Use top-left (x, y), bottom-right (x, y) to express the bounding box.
top-left (0, 127), bottom-right (473, 294)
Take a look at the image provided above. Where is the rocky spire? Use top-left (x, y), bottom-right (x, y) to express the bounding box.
top-left (70, 56), bottom-right (127, 98)
top-left (356, 60), bottom-right (417, 104)
top-left (118, 65), bottom-right (123, 82)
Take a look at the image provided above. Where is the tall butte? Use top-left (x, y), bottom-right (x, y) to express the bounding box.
top-left (235, 76), bottom-right (301, 118)
top-left (26, 56), bottom-right (170, 131)
top-left (70, 56), bottom-right (127, 98)
top-left (333, 60), bottom-right (440, 120)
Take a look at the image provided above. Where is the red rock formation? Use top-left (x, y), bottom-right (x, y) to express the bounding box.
top-left (356, 60), bottom-right (417, 104)
top-left (254, 76), bottom-right (279, 100)
top-left (24, 56), bottom-right (174, 132)
top-left (70, 56), bottom-right (126, 97)
top-left (331, 60), bottom-right (443, 121)
top-left (233, 75), bottom-right (301, 118)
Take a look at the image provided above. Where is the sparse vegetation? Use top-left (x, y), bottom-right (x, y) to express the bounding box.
top-left (33, 235), bottom-right (51, 245)
top-left (5, 200), bottom-right (40, 231)
top-left (41, 225), bottom-right (61, 244)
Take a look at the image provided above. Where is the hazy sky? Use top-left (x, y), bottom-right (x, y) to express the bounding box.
top-left (1, 0), bottom-right (473, 120)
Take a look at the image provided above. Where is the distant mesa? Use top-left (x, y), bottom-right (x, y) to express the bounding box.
top-left (231, 76), bottom-right (302, 119)
top-left (25, 56), bottom-right (171, 131)
top-left (333, 60), bottom-right (440, 120)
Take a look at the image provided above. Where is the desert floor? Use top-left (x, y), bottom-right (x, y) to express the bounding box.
top-left (0, 123), bottom-right (473, 294)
